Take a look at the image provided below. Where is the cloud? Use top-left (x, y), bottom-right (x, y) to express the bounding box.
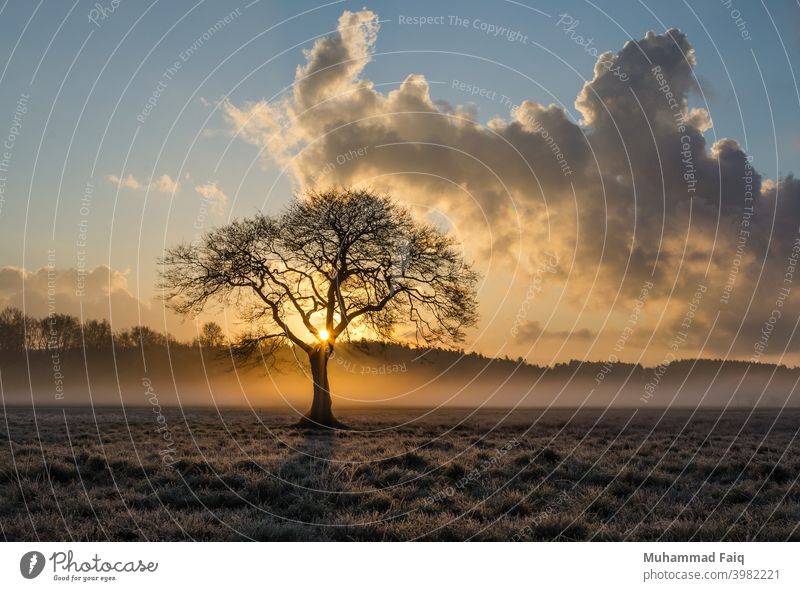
top-left (0, 265), bottom-right (208, 341)
top-left (151, 174), bottom-right (179, 193)
top-left (222, 11), bottom-right (800, 361)
top-left (0, 265), bottom-right (153, 327)
top-left (107, 173), bottom-right (179, 193)
top-left (194, 181), bottom-right (228, 214)
top-left (107, 174), bottom-right (142, 190)
top-left (515, 321), bottom-right (595, 342)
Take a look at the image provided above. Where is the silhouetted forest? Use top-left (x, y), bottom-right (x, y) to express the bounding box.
top-left (0, 306), bottom-right (223, 353)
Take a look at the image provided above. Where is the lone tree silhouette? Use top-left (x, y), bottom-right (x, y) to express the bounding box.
top-left (159, 188), bottom-right (479, 428)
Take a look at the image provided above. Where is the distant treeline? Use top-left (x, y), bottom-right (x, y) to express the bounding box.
top-left (0, 306), bottom-right (225, 353)
top-left (1, 306), bottom-right (794, 377)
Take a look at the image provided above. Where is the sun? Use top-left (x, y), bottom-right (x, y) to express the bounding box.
top-left (318, 328), bottom-right (330, 341)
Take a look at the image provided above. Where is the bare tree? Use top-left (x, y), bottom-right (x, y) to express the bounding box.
top-left (199, 321), bottom-right (225, 348)
top-left (42, 313), bottom-right (80, 352)
top-left (159, 188), bottom-right (479, 428)
top-left (81, 319), bottom-right (113, 350)
top-left (0, 307), bottom-right (26, 352)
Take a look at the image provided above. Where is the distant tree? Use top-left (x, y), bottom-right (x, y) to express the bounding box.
top-left (25, 316), bottom-right (46, 351)
top-left (160, 188), bottom-right (479, 428)
top-left (81, 319), bottom-right (113, 350)
top-left (114, 325), bottom-right (173, 349)
top-left (42, 313), bottom-right (81, 352)
top-left (132, 325), bottom-right (168, 348)
top-left (199, 321), bottom-right (225, 348)
top-left (0, 307), bottom-right (28, 352)
top-left (113, 328), bottom-right (137, 349)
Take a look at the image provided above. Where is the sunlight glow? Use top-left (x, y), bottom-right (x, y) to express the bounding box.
top-left (318, 328), bottom-right (330, 341)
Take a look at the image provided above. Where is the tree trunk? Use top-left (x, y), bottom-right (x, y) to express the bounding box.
top-left (298, 343), bottom-right (345, 429)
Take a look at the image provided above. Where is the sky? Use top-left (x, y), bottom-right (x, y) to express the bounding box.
top-left (0, 0), bottom-right (799, 366)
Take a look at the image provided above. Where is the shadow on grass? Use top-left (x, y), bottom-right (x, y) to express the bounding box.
top-left (234, 427), bottom-right (347, 541)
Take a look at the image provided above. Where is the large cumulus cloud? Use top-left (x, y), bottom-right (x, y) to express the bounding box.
top-left (222, 10), bottom-right (800, 362)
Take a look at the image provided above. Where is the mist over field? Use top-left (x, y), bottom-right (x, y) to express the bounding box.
top-left (2, 344), bottom-right (799, 410)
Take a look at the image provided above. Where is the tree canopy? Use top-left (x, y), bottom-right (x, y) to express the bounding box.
top-left (160, 188), bottom-right (478, 354)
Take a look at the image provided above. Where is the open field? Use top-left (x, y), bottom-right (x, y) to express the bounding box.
top-left (0, 407), bottom-right (798, 541)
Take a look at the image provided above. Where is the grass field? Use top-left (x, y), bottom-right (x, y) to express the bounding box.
top-left (1, 407), bottom-right (798, 541)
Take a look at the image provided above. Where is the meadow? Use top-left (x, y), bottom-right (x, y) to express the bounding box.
top-left (1, 407), bottom-right (797, 541)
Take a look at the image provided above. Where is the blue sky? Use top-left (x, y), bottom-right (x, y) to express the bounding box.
top-left (1, 0), bottom-right (799, 361)
top-left (1, 1), bottom-right (797, 266)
